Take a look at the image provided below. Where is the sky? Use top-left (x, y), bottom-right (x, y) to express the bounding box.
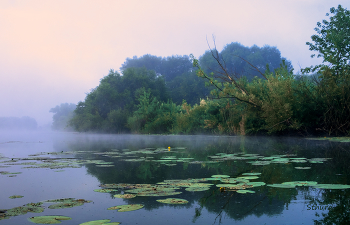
top-left (1, 0), bottom-right (349, 126)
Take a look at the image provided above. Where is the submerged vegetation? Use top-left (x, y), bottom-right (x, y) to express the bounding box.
top-left (49, 5), bottom-right (350, 136)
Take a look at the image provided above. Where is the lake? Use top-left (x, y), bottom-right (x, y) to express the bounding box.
top-left (1, 131), bottom-right (350, 225)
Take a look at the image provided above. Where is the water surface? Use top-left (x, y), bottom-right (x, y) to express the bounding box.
top-left (1, 132), bottom-right (350, 225)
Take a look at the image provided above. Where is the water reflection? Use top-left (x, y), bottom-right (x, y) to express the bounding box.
top-left (57, 134), bottom-right (350, 224)
top-left (1, 133), bottom-right (350, 224)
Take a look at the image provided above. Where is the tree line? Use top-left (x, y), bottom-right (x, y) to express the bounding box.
top-left (51, 5), bottom-right (350, 136)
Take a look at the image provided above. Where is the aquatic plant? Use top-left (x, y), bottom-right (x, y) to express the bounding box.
top-left (156, 198), bottom-right (189, 204)
top-left (28, 215), bottom-right (71, 224)
top-left (9, 195), bottom-right (24, 199)
top-left (107, 204), bottom-right (144, 212)
top-left (79, 219), bottom-right (120, 225)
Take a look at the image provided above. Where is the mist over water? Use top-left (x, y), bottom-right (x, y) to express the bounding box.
top-left (1, 132), bottom-right (350, 224)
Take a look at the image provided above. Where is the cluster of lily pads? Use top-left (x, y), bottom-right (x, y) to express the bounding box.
top-left (95, 170), bottom-right (350, 202)
top-left (2, 144), bottom-right (350, 224)
top-left (0, 145), bottom-right (335, 174)
top-left (0, 197), bottom-right (123, 224)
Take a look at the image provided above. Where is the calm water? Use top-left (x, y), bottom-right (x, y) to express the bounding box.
top-left (1, 131), bottom-right (350, 225)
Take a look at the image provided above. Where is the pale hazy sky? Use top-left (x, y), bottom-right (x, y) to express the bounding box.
top-left (1, 0), bottom-right (349, 126)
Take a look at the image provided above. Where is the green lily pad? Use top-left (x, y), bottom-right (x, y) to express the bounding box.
top-left (28, 216), bottom-right (71, 224)
top-left (44, 198), bottom-right (75, 203)
top-left (185, 187), bottom-right (210, 192)
top-left (48, 202), bottom-right (83, 209)
top-left (295, 167), bottom-right (311, 169)
top-left (79, 219), bottom-right (120, 225)
top-left (271, 158), bottom-right (289, 163)
top-left (107, 204), bottom-right (144, 212)
top-left (291, 159), bottom-right (308, 163)
top-left (312, 184), bottom-right (350, 189)
top-left (156, 198), bottom-right (188, 204)
top-left (309, 161), bottom-right (324, 164)
top-left (221, 177), bottom-right (249, 183)
top-left (94, 189), bottom-right (118, 193)
top-left (211, 175), bottom-right (230, 178)
top-left (5, 202), bottom-right (44, 216)
top-left (245, 182), bottom-right (266, 187)
top-left (216, 183), bottom-right (252, 189)
top-left (242, 173), bottom-right (261, 176)
top-left (9, 195), bottom-right (24, 199)
top-left (267, 184), bottom-right (295, 188)
top-left (238, 176), bottom-right (259, 180)
top-left (237, 190), bottom-right (255, 194)
top-left (205, 177), bottom-right (222, 181)
top-left (113, 194), bottom-right (136, 199)
top-left (136, 191), bottom-right (182, 197)
top-left (282, 181), bottom-right (318, 186)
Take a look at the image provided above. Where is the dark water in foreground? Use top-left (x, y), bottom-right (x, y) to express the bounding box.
top-left (1, 132), bottom-right (350, 225)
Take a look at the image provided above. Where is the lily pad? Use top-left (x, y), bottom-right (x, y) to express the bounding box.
top-left (156, 198), bottom-right (188, 204)
top-left (9, 195), bottom-right (24, 199)
top-left (79, 219), bottom-right (120, 225)
top-left (28, 215), bottom-right (71, 224)
top-left (113, 194), bottom-right (136, 199)
top-left (267, 184), bottom-right (295, 188)
top-left (238, 176), bottom-right (259, 180)
top-left (242, 173), bottom-right (261, 176)
top-left (295, 167), bottom-right (311, 169)
top-left (211, 175), bottom-right (230, 178)
top-left (216, 183), bottom-right (252, 190)
top-left (48, 202), bottom-right (83, 209)
top-left (245, 182), bottom-right (266, 187)
top-left (249, 161), bottom-right (271, 165)
top-left (291, 159), bottom-right (308, 163)
top-left (107, 204), bottom-right (144, 212)
top-left (282, 181), bottom-right (318, 186)
top-left (5, 202), bottom-right (44, 216)
top-left (311, 184), bottom-right (350, 189)
top-left (237, 190), bottom-right (255, 194)
top-left (185, 187), bottom-right (210, 192)
top-left (94, 189), bottom-right (118, 193)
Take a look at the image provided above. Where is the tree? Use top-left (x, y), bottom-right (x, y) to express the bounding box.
top-left (120, 54), bottom-right (211, 105)
top-left (302, 5), bottom-right (350, 135)
top-left (69, 68), bottom-right (170, 133)
top-left (199, 42), bottom-right (293, 81)
top-left (49, 103), bottom-right (76, 130)
top-left (303, 5), bottom-right (350, 74)
top-left (191, 40), bottom-right (320, 135)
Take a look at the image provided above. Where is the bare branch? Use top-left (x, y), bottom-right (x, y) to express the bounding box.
top-left (233, 55), bottom-right (268, 80)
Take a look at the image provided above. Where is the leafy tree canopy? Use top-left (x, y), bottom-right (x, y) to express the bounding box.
top-left (120, 54), bottom-right (210, 105)
top-left (199, 42), bottom-right (293, 80)
top-left (49, 103), bottom-right (76, 130)
top-left (120, 54), bottom-right (193, 82)
top-left (303, 5), bottom-right (350, 74)
top-left (70, 67), bottom-right (169, 132)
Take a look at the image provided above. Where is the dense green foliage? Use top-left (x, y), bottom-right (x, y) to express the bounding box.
top-left (303, 5), bottom-right (350, 74)
top-left (121, 54), bottom-right (210, 105)
top-left (69, 68), bottom-right (169, 133)
top-left (63, 4), bottom-right (349, 136)
top-left (50, 103), bottom-right (76, 130)
top-left (199, 42), bottom-right (293, 81)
